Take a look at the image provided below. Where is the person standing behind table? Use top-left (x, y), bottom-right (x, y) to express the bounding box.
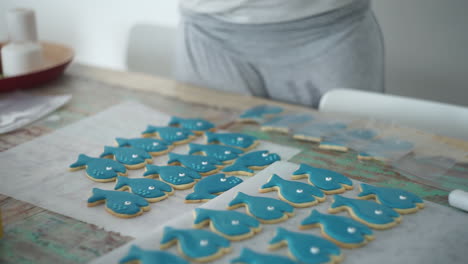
top-left (175, 0), bottom-right (384, 108)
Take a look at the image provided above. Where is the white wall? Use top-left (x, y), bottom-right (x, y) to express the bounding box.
top-left (1, 0), bottom-right (467, 107)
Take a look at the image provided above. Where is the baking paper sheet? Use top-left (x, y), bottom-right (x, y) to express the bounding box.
top-left (0, 101), bottom-right (300, 238)
top-left (91, 161), bottom-right (468, 264)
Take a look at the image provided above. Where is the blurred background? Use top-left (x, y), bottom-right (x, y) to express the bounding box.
top-left (0, 0), bottom-right (466, 107)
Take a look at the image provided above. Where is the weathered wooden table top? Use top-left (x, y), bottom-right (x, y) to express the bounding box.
top-left (1, 64), bottom-right (467, 264)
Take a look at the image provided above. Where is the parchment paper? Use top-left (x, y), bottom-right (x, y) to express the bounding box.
top-left (0, 101), bottom-right (300, 238)
top-left (91, 161), bottom-right (468, 264)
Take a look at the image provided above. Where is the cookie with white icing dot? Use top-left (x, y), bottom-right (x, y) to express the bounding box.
top-left (69, 154), bottom-right (127, 182)
top-left (87, 188), bottom-right (150, 218)
top-left (292, 164), bottom-right (353, 194)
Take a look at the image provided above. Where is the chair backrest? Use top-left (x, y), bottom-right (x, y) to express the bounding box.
top-left (318, 89), bottom-right (468, 141)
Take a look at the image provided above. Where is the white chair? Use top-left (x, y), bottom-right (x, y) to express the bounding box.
top-left (318, 89), bottom-right (468, 141)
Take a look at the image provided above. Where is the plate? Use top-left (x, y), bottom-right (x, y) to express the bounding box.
top-left (0, 42), bottom-right (74, 92)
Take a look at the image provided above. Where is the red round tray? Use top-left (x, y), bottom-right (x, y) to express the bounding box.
top-left (0, 42), bottom-right (74, 92)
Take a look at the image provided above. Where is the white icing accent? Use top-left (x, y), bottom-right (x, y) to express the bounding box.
top-left (224, 150), bottom-right (231, 155)
top-left (200, 240), bottom-right (209, 246)
top-left (231, 220), bottom-right (239, 225)
top-left (399, 195), bottom-right (407, 200)
top-left (124, 201), bottom-right (132, 205)
top-left (220, 178), bottom-right (227, 182)
top-left (347, 227), bottom-right (356, 234)
top-left (374, 210), bottom-right (383, 215)
top-left (296, 189), bottom-right (303, 194)
top-left (196, 121), bottom-right (203, 127)
top-left (178, 173), bottom-right (186, 177)
top-left (148, 186), bottom-right (155, 190)
top-left (261, 152), bottom-right (269, 157)
top-left (237, 137), bottom-right (244, 141)
top-left (152, 142), bottom-right (159, 146)
top-left (176, 132), bottom-right (183, 136)
top-left (132, 154), bottom-right (138, 158)
top-left (325, 177), bottom-right (332, 181)
top-left (201, 161), bottom-right (208, 165)
top-left (310, 247), bottom-right (320, 254)
top-left (105, 167), bottom-right (112, 171)
top-left (267, 206), bottom-right (275, 211)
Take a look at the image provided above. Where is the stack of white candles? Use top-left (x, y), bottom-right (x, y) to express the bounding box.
top-left (1, 8), bottom-right (43, 77)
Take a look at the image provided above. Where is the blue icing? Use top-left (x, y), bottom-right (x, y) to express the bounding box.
top-left (269, 227), bottom-right (341, 264)
top-left (188, 143), bottom-right (244, 163)
top-left (231, 248), bottom-right (296, 264)
top-left (186, 174), bottom-right (243, 202)
top-left (301, 210), bottom-right (373, 245)
top-left (87, 188), bottom-right (149, 216)
top-left (119, 245), bottom-right (189, 264)
top-left (141, 125), bottom-right (194, 143)
top-left (194, 208), bottom-right (260, 238)
top-left (144, 165), bottom-right (201, 187)
top-left (100, 146), bottom-right (152, 165)
top-left (358, 183), bottom-right (424, 210)
top-left (161, 227), bottom-right (230, 259)
top-left (330, 195), bottom-right (400, 225)
top-left (293, 164), bottom-right (353, 192)
top-left (222, 151), bottom-right (281, 174)
top-left (69, 154), bottom-right (127, 181)
top-left (114, 176), bottom-right (173, 200)
top-left (168, 116), bottom-right (215, 132)
top-left (321, 128), bottom-right (377, 148)
top-left (206, 132), bottom-right (258, 150)
top-left (115, 137), bottom-right (171, 153)
top-left (294, 122), bottom-right (347, 139)
top-left (239, 105), bottom-right (283, 119)
top-left (262, 114), bottom-right (313, 128)
top-left (168, 153), bottom-right (222, 174)
top-left (261, 174), bottom-right (324, 205)
top-left (228, 192), bottom-right (294, 222)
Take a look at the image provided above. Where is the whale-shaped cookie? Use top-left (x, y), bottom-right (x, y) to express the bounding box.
top-left (119, 245), bottom-right (189, 264)
top-left (292, 164), bottom-right (353, 194)
top-left (100, 146), bottom-right (152, 169)
top-left (358, 183), bottom-right (424, 214)
top-left (293, 122), bottom-right (348, 143)
top-left (160, 226), bottom-right (231, 262)
top-left (168, 116), bottom-right (216, 135)
top-left (205, 132), bottom-right (259, 151)
top-left (189, 143), bottom-right (244, 164)
top-left (357, 138), bottom-right (413, 161)
top-left (87, 188), bottom-right (150, 218)
top-left (260, 174), bottom-right (325, 207)
top-left (185, 174), bottom-right (243, 203)
top-left (144, 165), bottom-right (201, 190)
top-left (300, 210), bottom-right (374, 249)
top-left (167, 153), bottom-right (223, 176)
top-left (69, 154), bottom-right (127, 182)
top-left (238, 105), bottom-right (284, 123)
top-left (319, 129), bottom-right (377, 152)
top-left (114, 176), bottom-right (174, 202)
top-left (231, 248), bottom-right (296, 264)
top-left (193, 208), bottom-right (261, 241)
top-left (269, 227), bottom-right (343, 264)
top-left (222, 150), bottom-right (281, 176)
top-left (329, 195), bottom-right (401, 230)
top-left (261, 113), bottom-right (313, 133)
top-left (141, 125), bottom-right (195, 145)
top-left (227, 192), bottom-right (294, 224)
top-left (115, 137), bottom-right (172, 156)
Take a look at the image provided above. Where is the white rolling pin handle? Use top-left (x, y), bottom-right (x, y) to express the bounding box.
top-left (6, 8), bottom-right (38, 43)
top-left (448, 189), bottom-right (468, 212)
top-left (0, 42), bottom-right (44, 77)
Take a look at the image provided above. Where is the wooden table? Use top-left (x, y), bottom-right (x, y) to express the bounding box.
top-left (1, 64), bottom-right (467, 264)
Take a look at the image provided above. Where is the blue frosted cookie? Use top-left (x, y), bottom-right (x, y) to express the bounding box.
top-left (189, 143), bottom-right (244, 164)
top-left (114, 176), bottom-right (174, 202)
top-left (292, 122), bottom-right (348, 142)
top-left (260, 174), bottom-right (325, 207)
top-left (87, 188), bottom-right (150, 218)
top-left (358, 183), bottom-right (424, 214)
top-left (185, 174), bottom-right (243, 203)
top-left (144, 164), bottom-right (201, 190)
top-left (300, 209), bottom-right (374, 249)
top-left (206, 132), bottom-right (259, 151)
top-left (193, 208), bottom-right (261, 241)
top-left (115, 137), bottom-right (172, 156)
top-left (227, 192), bottom-right (294, 224)
top-left (231, 248), bottom-right (296, 264)
top-left (69, 154), bottom-right (127, 182)
top-left (168, 116), bottom-right (216, 134)
top-left (100, 146), bottom-right (152, 169)
top-left (329, 195), bottom-right (401, 230)
top-left (261, 113), bottom-right (313, 133)
top-left (119, 245), bottom-right (189, 264)
top-left (292, 164), bottom-right (353, 194)
top-left (141, 125), bottom-right (195, 145)
top-left (222, 150), bottom-right (281, 176)
top-left (160, 227), bottom-right (231, 262)
top-left (269, 227), bottom-right (342, 264)
top-left (319, 129), bottom-right (377, 152)
top-left (167, 153), bottom-right (223, 176)
top-left (238, 105), bottom-right (284, 123)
